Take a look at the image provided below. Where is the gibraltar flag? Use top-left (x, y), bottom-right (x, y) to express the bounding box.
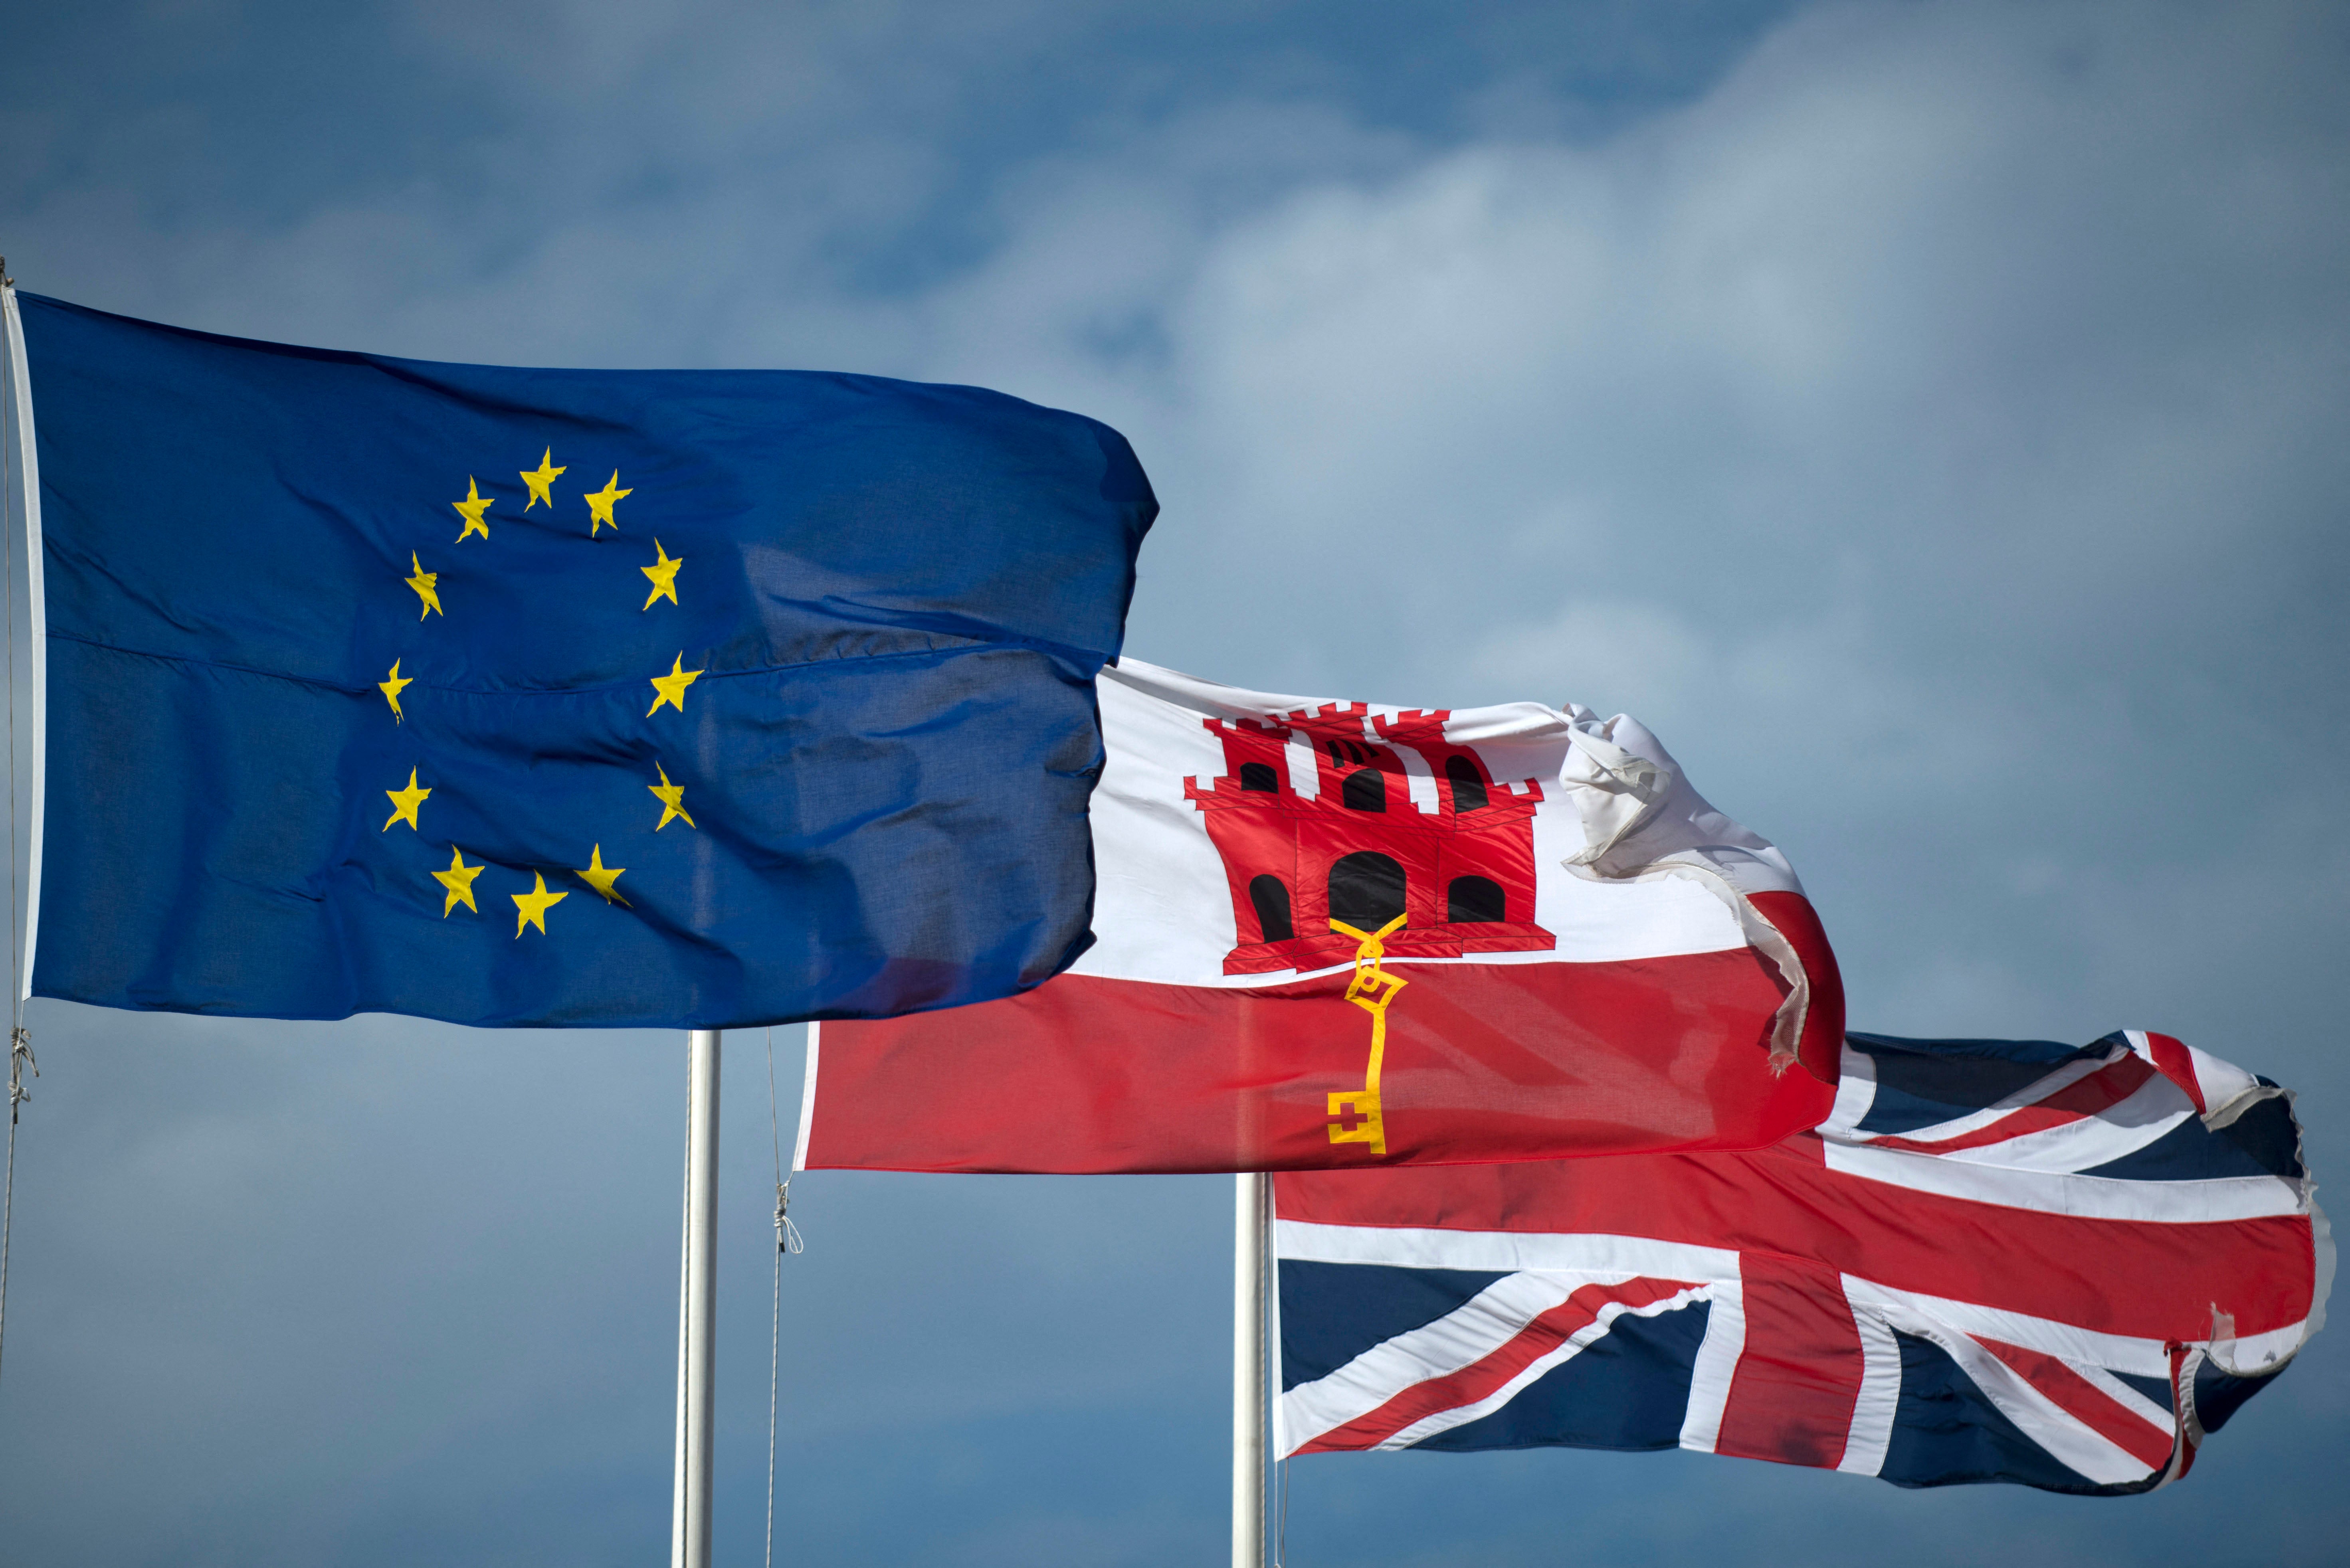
top-left (796, 659), bottom-right (1843, 1173)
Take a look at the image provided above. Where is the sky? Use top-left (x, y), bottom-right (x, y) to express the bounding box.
top-left (0, 0), bottom-right (2346, 1562)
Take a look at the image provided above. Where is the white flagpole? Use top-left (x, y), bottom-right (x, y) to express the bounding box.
top-left (0, 274), bottom-right (46, 1002)
top-left (1233, 1171), bottom-right (1268, 1568)
top-left (674, 1029), bottom-right (723, 1568)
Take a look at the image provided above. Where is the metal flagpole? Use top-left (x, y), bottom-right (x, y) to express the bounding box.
top-left (669, 1090), bottom-right (693, 1567)
top-left (674, 1029), bottom-right (723, 1568)
top-left (1233, 1171), bottom-right (1268, 1568)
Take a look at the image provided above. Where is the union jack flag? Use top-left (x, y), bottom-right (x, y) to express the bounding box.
top-left (1275, 1030), bottom-right (2329, 1492)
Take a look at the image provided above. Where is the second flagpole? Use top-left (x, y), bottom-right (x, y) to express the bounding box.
top-left (1234, 1171), bottom-right (1268, 1568)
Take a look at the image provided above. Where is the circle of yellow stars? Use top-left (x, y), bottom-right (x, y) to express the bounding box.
top-left (376, 450), bottom-right (710, 938)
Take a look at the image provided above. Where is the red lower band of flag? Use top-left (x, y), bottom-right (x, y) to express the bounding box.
top-left (801, 949), bottom-right (1838, 1174)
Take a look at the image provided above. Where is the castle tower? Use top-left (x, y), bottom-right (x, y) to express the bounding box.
top-left (1182, 705), bottom-right (1556, 976)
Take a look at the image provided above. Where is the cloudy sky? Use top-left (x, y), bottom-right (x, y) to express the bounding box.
top-left (2, 1), bottom-right (2346, 1563)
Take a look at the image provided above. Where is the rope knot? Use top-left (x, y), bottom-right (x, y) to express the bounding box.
top-left (6, 1028), bottom-right (31, 1117)
top-left (773, 1178), bottom-right (805, 1256)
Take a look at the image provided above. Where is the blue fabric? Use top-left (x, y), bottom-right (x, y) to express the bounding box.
top-left (1414, 1301), bottom-right (1707, 1453)
top-left (19, 292), bottom-right (1156, 1027)
top-left (2190, 1357), bottom-right (2278, 1436)
top-left (2080, 1093), bottom-right (2304, 1182)
top-left (1278, 1263), bottom-right (1509, 1391)
top-left (1879, 1331), bottom-right (2099, 1493)
top-left (1844, 1030), bottom-right (2108, 1135)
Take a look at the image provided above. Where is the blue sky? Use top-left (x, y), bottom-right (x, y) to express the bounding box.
top-left (2, 2), bottom-right (2346, 1563)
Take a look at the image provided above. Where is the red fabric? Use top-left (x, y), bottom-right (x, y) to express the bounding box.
top-left (804, 953), bottom-right (1839, 1173)
top-left (1745, 891), bottom-right (1844, 1085)
top-left (2143, 1032), bottom-right (2205, 1114)
top-left (1716, 1257), bottom-right (1866, 1468)
top-left (1273, 1138), bottom-right (2317, 1342)
top-left (1294, 1277), bottom-right (1698, 1454)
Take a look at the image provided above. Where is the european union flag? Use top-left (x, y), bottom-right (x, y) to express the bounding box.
top-left (13, 293), bottom-right (1155, 1027)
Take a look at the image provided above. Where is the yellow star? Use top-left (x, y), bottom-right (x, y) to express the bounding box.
top-left (647, 652), bottom-right (705, 716)
top-left (641, 539), bottom-right (684, 610)
top-left (451, 476), bottom-right (494, 542)
top-left (406, 552), bottom-right (442, 619)
top-left (648, 763), bottom-right (696, 830)
top-left (380, 659), bottom-right (413, 721)
top-left (584, 470), bottom-right (632, 536)
top-left (511, 870), bottom-right (570, 937)
top-left (575, 844), bottom-right (630, 906)
top-left (432, 846), bottom-right (485, 916)
top-left (520, 448), bottom-right (566, 510)
top-left (383, 767), bottom-right (431, 832)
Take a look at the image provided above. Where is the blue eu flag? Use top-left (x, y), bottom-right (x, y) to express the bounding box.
top-left (15, 293), bottom-right (1155, 1027)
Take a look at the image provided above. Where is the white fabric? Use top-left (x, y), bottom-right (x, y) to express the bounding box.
top-left (1675, 1277), bottom-right (1746, 1455)
top-left (1076, 658), bottom-right (1804, 989)
top-left (1821, 1141), bottom-right (2305, 1224)
top-left (1837, 1305), bottom-right (1903, 1475)
top-left (1273, 1219), bottom-right (1742, 1282)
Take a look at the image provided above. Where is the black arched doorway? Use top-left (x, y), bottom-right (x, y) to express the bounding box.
top-left (1446, 874), bottom-right (1506, 923)
top-left (1328, 852), bottom-right (1406, 932)
top-left (1249, 874), bottom-right (1295, 942)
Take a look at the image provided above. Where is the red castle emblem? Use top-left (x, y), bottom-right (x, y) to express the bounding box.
top-left (1182, 704), bottom-right (1557, 977)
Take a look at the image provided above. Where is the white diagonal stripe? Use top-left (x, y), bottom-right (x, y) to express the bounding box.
top-left (1932, 1075), bottom-right (2193, 1173)
top-left (1378, 1286), bottom-right (1710, 1451)
top-left (1279, 1271), bottom-right (1586, 1453)
top-left (1828, 1048), bottom-right (2119, 1148)
top-left (2071, 1360), bottom-right (2175, 1436)
top-left (1868, 1305), bottom-right (2158, 1486)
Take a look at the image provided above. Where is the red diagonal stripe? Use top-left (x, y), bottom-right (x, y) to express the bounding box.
top-left (1865, 1056), bottom-right (2157, 1155)
top-left (1297, 1277), bottom-right (1696, 1454)
top-left (1975, 1335), bottom-right (2176, 1472)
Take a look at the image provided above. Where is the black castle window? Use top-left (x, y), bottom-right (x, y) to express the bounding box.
top-left (1445, 755), bottom-right (1488, 813)
top-left (1330, 852), bottom-right (1406, 931)
top-left (1447, 875), bottom-right (1506, 924)
top-left (1342, 768), bottom-right (1386, 812)
top-left (1249, 875), bottom-right (1295, 942)
top-left (1238, 761), bottom-right (1279, 793)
